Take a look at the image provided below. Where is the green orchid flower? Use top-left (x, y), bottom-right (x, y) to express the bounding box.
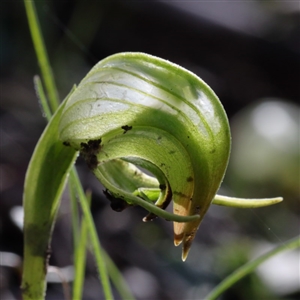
top-left (22, 51), bottom-right (283, 300)
top-left (57, 52), bottom-right (282, 260)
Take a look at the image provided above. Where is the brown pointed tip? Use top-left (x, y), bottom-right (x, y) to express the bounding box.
top-left (174, 233), bottom-right (184, 246)
top-left (181, 245), bottom-right (191, 261)
top-left (142, 212), bottom-right (157, 222)
top-left (174, 239), bottom-right (181, 247)
top-left (181, 236), bottom-right (194, 261)
top-left (181, 251), bottom-right (188, 262)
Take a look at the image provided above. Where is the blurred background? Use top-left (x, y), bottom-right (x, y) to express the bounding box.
top-left (1, 1), bottom-right (299, 299)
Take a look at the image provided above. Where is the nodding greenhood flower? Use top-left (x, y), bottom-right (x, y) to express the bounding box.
top-left (58, 52), bottom-right (282, 260)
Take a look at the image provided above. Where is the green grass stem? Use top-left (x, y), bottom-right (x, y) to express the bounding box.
top-left (71, 189), bottom-right (91, 299)
top-left (33, 75), bottom-right (52, 121)
top-left (102, 251), bottom-right (136, 300)
top-left (70, 168), bottom-right (114, 299)
top-left (206, 236), bottom-right (300, 300)
top-left (24, 0), bottom-right (59, 112)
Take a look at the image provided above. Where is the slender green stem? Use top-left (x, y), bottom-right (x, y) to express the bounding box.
top-left (72, 190), bottom-right (91, 300)
top-left (70, 169), bottom-right (135, 299)
top-left (206, 236), bottom-right (300, 300)
top-left (47, 266), bottom-right (71, 300)
top-left (69, 177), bottom-right (84, 300)
top-left (33, 75), bottom-right (52, 121)
top-left (102, 251), bottom-right (135, 300)
top-left (69, 180), bottom-right (80, 250)
top-left (70, 168), bottom-right (114, 300)
top-left (212, 195), bottom-right (283, 208)
top-left (73, 220), bottom-right (88, 299)
top-left (133, 188), bottom-right (283, 209)
top-left (24, 0), bottom-right (59, 112)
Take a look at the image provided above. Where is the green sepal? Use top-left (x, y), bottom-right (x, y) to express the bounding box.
top-left (22, 88), bottom-right (77, 300)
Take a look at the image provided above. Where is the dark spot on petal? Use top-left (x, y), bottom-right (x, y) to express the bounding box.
top-left (80, 139), bottom-right (102, 169)
top-left (186, 176), bottom-right (193, 182)
top-left (159, 184), bottom-right (166, 190)
top-left (63, 141), bottom-right (70, 146)
top-left (103, 189), bottom-right (130, 212)
top-left (121, 125), bottom-right (132, 134)
top-left (173, 191), bottom-right (189, 198)
top-left (80, 142), bottom-right (89, 152)
top-left (110, 201), bottom-right (128, 212)
top-left (87, 155), bottom-right (98, 170)
top-left (195, 206), bottom-right (201, 213)
top-left (88, 139), bottom-right (102, 150)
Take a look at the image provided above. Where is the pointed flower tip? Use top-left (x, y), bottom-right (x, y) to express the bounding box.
top-left (213, 194), bottom-right (284, 208)
top-left (180, 239), bottom-right (192, 261)
top-left (174, 239), bottom-right (182, 247)
top-left (174, 233), bottom-right (184, 247)
top-left (181, 249), bottom-right (189, 262)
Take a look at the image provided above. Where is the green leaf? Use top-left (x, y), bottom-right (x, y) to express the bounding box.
top-left (21, 92), bottom-right (77, 300)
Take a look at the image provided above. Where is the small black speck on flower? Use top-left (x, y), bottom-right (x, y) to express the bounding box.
top-left (121, 125), bottom-right (132, 134)
top-left (159, 183), bottom-right (166, 190)
top-left (80, 139), bottom-right (102, 170)
top-left (186, 176), bottom-right (193, 182)
top-left (195, 206), bottom-right (201, 213)
top-left (174, 191), bottom-right (189, 198)
top-left (103, 189), bottom-right (130, 212)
